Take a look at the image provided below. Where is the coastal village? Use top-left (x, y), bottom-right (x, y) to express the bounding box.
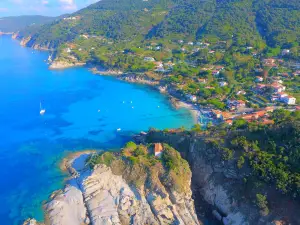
top-left (55, 34), bottom-right (299, 128)
top-left (3, 1), bottom-right (300, 225)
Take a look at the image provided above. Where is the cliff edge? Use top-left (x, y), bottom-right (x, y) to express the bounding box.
top-left (24, 143), bottom-right (200, 225)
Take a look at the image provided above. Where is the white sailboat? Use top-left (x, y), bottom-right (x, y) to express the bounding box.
top-left (40, 102), bottom-right (46, 115)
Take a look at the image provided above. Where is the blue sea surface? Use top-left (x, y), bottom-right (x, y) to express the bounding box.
top-left (0, 35), bottom-right (195, 225)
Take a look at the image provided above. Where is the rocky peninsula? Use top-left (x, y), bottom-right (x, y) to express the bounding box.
top-left (24, 143), bottom-right (200, 225)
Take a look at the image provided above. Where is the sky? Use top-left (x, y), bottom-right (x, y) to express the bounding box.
top-left (0, 0), bottom-right (99, 17)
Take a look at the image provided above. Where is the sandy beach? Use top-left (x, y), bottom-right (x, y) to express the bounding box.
top-left (172, 99), bottom-right (199, 124)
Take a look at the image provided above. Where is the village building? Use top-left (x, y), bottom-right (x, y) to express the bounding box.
top-left (225, 120), bottom-right (233, 125)
top-left (293, 71), bottom-right (300, 76)
top-left (219, 81), bottom-right (228, 87)
top-left (65, 48), bottom-right (71, 53)
top-left (226, 100), bottom-right (246, 110)
top-left (255, 76), bottom-right (263, 82)
top-left (261, 118), bottom-right (275, 125)
top-left (271, 95), bottom-right (279, 102)
top-left (198, 78), bottom-right (207, 84)
top-left (212, 110), bottom-right (234, 121)
top-left (281, 96), bottom-right (296, 105)
top-left (144, 57), bottom-right (155, 62)
top-left (255, 84), bottom-right (266, 92)
top-left (215, 65), bottom-right (225, 71)
top-left (187, 94), bottom-right (197, 102)
top-left (63, 16), bottom-right (81, 21)
top-left (278, 92), bottom-right (288, 99)
top-left (271, 83), bottom-right (286, 93)
top-left (212, 70), bottom-right (220, 76)
top-left (80, 34), bottom-right (89, 39)
top-left (281, 49), bottom-right (290, 56)
top-left (236, 90), bottom-right (246, 95)
top-left (164, 61), bottom-right (175, 69)
top-left (255, 68), bottom-right (263, 73)
top-left (263, 58), bottom-right (277, 67)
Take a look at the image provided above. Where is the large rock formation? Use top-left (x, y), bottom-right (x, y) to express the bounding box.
top-left (25, 145), bottom-right (200, 225)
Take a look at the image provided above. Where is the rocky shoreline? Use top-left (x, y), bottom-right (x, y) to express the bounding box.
top-left (11, 35), bottom-right (203, 125)
top-left (24, 148), bottom-right (200, 225)
top-left (49, 60), bottom-right (86, 70)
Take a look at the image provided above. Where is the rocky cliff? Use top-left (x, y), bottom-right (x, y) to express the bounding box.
top-left (24, 143), bottom-right (200, 225)
top-left (12, 33), bottom-right (54, 51)
top-left (144, 130), bottom-right (300, 225)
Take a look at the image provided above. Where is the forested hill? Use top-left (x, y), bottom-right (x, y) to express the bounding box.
top-left (16, 0), bottom-right (300, 49)
top-left (0, 15), bottom-right (58, 33)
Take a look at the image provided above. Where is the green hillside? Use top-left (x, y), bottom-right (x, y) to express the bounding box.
top-left (0, 15), bottom-right (57, 32)
top-left (16, 0), bottom-right (300, 48)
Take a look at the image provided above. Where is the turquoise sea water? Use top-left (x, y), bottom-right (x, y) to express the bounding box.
top-left (0, 35), bottom-right (195, 225)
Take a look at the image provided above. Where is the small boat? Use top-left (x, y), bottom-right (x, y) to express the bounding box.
top-left (98, 109), bottom-right (101, 112)
top-left (40, 102), bottom-right (46, 115)
top-left (117, 128), bottom-right (121, 131)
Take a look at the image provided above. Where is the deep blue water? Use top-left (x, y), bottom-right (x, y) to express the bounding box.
top-left (0, 35), bottom-right (194, 225)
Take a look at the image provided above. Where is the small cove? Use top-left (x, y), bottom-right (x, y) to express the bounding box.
top-left (0, 35), bottom-right (195, 225)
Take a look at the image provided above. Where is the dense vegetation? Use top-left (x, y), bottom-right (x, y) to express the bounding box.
top-left (17, 0), bottom-right (300, 48)
top-left (207, 110), bottom-right (300, 197)
top-left (87, 142), bottom-right (191, 193)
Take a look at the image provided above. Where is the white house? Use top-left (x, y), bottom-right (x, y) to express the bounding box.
top-left (282, 96), bottom-right (296, 105)
top-left (219, 81), bottom-right (228, 87)
top-left (255, 76), bottom-right (264, 82)
top-left (272, 84), bottom-right (286, 93)
top-left (278, 92), bottom-right (288, 99)
top-left (212, 70), bottom-right (220, 76)
top-left (236, 90), bottom-right (246, 95)
top-left (187, 94), bottom-right (197, 102)
top-left (144, 57), bottom-right (155, 62)
top-left (282, 49), bottom-right (290, 56)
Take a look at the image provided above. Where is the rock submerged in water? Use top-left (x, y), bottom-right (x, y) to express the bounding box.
top-left (25, 144), bottom-right (200, 225)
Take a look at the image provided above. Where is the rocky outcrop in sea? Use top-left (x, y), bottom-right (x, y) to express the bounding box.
top-left (24, 145), bottom-right (200, 225)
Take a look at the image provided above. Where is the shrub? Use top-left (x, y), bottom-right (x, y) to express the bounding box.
top-left (256, 194), bottom-right (269, 216)
top-left (191, 124), bottom-right (202, 133)
top-left (221, 147), bottom-right (234, 160)
top-left (125, 141), bottom-right (137, 150)
top-left (237, 156), bottom-right (245, 169)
